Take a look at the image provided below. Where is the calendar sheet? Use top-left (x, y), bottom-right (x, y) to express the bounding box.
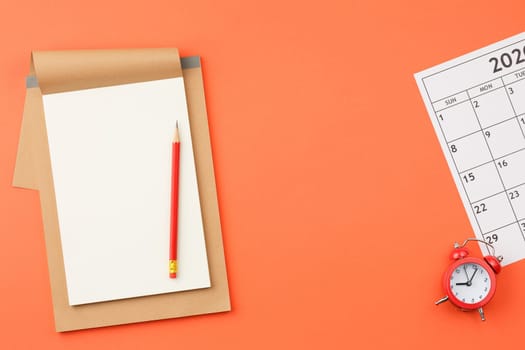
top-left (415, 33), bottom-right (525, 266)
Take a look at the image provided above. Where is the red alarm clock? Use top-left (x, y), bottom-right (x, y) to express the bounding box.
top-left (435, 238), bottom-right (502, 321)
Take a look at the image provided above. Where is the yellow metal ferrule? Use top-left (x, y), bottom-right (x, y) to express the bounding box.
top-left (169, 260), bottom-right (178, 274)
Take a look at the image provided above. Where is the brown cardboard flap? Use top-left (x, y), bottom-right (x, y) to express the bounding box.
top-left (33, 49), bottom-right (182, 94)
top-left (13, 87), bottom-right (41, 190)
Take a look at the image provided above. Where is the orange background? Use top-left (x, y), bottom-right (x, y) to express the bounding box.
top-left (1, 0), bottom-right (525, 348)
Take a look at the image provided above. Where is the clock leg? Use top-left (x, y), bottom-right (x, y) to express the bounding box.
top-left (478, 307), bottom-right (485, 321)
top-left (435, 296), bottom-right (448, 305)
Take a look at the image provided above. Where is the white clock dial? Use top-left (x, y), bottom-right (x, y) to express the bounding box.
top-left (449, 262), bottom-right (491, 304)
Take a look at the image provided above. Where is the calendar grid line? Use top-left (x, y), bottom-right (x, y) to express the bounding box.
top-left (497, 76), bottom-right (525, 244)
top-left (500, 77), bottom-right (525, 140)
top-left (456, 159), bottom-right (493, 174)
top-left (435, 100), bottom-right (469, 114)
top-left (470, 83), bottom-right (507, 100)
top-left (457, 146), bottom-right (525, 174)
top-left (446, 115), bottom-right (523, 143)
top-left (430, 67), bottom-right (525, 106)
top-left (446, 128), bottom-right (480, 144)
top-left (470, 181), bottom-right (525, 206)
top-left (480, 221), bottom-right (520, 236)
top-left (466, 89), bottom-right (525, 244)
top-left (518, 115), bottom-right (525, 140)
top-left (421, 82), bottom-right (490, 255)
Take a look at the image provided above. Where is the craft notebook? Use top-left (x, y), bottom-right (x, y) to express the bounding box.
top-left (13, 50), bottom-right (230, 331)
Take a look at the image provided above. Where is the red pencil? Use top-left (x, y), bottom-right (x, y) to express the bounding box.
top-left (169, 122), bottom-right (180, 278)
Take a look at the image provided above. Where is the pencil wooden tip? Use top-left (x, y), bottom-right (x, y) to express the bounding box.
top-left (173, 122), bottom-right (180, 142)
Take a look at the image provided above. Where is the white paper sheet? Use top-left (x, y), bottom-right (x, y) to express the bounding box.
top-left (43, 78), bottom-right (210, 305)
top-left (415, 33), bottom-right (525, 266)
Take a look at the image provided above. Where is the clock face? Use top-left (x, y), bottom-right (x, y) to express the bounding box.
top-left (449, 262), bottom-right (492, 306)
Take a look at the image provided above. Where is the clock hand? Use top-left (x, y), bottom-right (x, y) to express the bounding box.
top-left (455, 268), bottom-right (479, 286)
top-left (463, 265), bottom-right (470, 281)
top-left (468, 267), bottom-right (478, 284)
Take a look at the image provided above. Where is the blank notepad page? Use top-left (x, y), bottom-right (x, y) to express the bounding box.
top-left (43, 78), bottom-right (210, 305)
